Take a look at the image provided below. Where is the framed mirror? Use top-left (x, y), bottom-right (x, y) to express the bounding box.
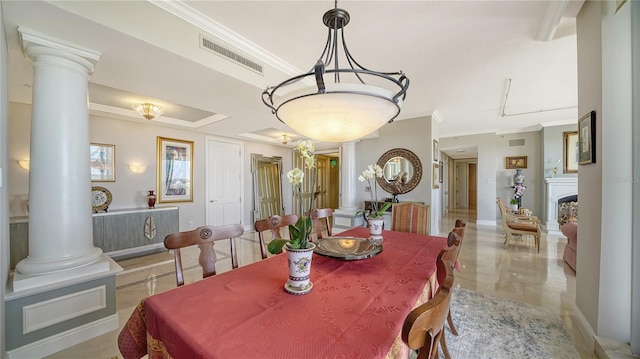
top-left (376, 148), bottom-right (422, 195)
top-left (251, 154), bottom-right (284, 221)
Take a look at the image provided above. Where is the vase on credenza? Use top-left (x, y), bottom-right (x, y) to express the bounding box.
top-left (513, 170), bottom-right (525, 185)
top-left (147, 190), bottom-right (156, 209)
top-left (285, 243), bottom-right (315, 295)
top-left (368, 217), bottom-right (384, 245)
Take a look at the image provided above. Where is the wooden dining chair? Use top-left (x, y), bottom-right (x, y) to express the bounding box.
top-left (311, 208), bottom-right (333, 240)
top-left (402, 260), bottom-right (454, 359)
top-left (434, 234), bottom-right (463, 359)
top-left (254, 214), bottom-right (298, 259)
top-left (391, 202), bottom-right (430, 235)
top-left (444, 221), bottom-right (465, 338)
top-left (164, 224), bottom-right (244, 287)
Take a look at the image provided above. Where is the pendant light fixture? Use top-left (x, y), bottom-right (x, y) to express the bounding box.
top-left (262, 1), bottom-right (409, 143)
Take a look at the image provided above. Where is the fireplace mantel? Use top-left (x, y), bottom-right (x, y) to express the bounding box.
top-left (544, 177), bottom-right (578, 234)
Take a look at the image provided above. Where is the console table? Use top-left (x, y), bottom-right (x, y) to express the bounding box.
top-left (9, 206), bottom-right (179, 269)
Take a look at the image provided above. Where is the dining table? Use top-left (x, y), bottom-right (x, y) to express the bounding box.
top-left (118, 226), bottom-right (448, 359)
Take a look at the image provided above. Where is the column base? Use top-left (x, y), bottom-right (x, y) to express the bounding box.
top-left (12, 250), bottom-right (109, 293)
top-left (333, 208), bottom-right (364, 234)
top-left (15, 247), bottom-right (103, 276)
top-left (5, 255), bottom-right (121, 358)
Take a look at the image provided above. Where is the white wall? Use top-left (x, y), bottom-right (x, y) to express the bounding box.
top-left (440, 133), bottom-right (498, 226)
top-left (540, 124), bottom-right (579, 221)
top-left (597, 0), bottom-right (632, 341)
top-left (7, 102), bottom-right (291, 232)
top-left (575, 0), bottom-right (634, 346)
top-left (355, 117), bottom-right (436, 232)
top-left (1, 4), bottom-right (9, 353)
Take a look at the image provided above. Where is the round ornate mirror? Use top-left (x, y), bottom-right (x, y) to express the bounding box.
top-left (376, 148), bottom-right (422, 195)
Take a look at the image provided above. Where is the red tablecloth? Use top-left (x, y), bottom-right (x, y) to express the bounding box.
top-left (119, 227), bottom-right (447, 359)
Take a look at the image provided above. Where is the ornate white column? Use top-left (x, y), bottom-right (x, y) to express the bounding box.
top-left (332, 141), bottom-right (359, 233)
top-left (15, 28), bottom-right (103, 278)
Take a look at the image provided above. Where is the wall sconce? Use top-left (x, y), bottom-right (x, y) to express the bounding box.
top-left (131, 103), bottom-right (164, 120)
top-left (17, 160), bottom-right (30, 171)
top-left (128, 164), bottom-right (147, 174)
top-left (277, 134), bottom-right (291, 145)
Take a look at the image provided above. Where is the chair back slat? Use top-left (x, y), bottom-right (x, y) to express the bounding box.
top-left (311, 208), bottom-right (333, 240)
top-left (391, 202), bottom-right (430, 235)
top-left (254, 214), bottom-right (299, 259)
top-left (402, 263), bottom-right (454, 359)
top-left (164, 224), bottom-right (244, 286)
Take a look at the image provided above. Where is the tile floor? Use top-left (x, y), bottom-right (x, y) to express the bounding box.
top-left (46, 209), bottom-right (599, 359)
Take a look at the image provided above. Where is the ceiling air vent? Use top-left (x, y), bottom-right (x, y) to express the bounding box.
top-left (509, 139), bottom-right (525, 147)
top-left (200, 35), bottom-right (263, 74)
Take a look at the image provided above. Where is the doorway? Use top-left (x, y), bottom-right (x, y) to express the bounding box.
top-left (468, 163), bottom-right (477, 209)
top-left (292, 151), bottom-right (339, 217)
top-left (206, 137), bottom-right (242, 226)
top-left (453, 160), bottom-right (477, 209)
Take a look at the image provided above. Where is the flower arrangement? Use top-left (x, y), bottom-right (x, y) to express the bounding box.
top-left (356, 164), bottom-right (391, 219)
top-left (268, 140), bottom-right (316, 254)
top-left (511, 183), bottom-right (526, 205)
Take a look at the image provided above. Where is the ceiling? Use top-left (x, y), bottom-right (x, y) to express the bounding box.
top-left (2, 0), bottom-right (583, 155)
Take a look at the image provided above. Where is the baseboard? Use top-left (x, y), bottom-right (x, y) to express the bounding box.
top-left (573, 303), bottom-right (596, 352)
top-left (476, 220), bottom-right (496, 227)
top-left (5, 314), bottom-right (119, 359)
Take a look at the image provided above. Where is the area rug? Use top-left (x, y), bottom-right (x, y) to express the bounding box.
top-left (444, 288), bottom-right (581, 359)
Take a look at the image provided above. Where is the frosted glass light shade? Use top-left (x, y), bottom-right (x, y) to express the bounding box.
top-left (273, 83), bottom-right (401, 143)
top-left (132, 103), bottom-right (164, 120)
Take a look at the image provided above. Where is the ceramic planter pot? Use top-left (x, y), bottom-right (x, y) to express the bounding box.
top-left (368, 217), bottom-right (384, 245)
top-left (285, 242), bottom-right (316, 295)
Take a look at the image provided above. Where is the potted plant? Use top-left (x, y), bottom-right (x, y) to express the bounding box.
top-left (267, 140), bottom-right (316, 295)
top-left (510, 183), bottom-right (526, 211)
top-left (509, 198), bottom-right (519, 212)
top-left (356, 164), bottom-right (392, 244)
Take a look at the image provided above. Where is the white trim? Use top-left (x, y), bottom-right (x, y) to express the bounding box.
top-left (476, 220), bottom-right (496, 227)
top-left (536, 0), bottom-right (570, 42)
top-left (573, 302), bottom-right (596, 352)
top-left (18, 26), bottom-right (101, 61)
top-left (23, 286), bottom-right (106, 334)
top-left (89, 103), bottom-right (228, 128)
top-left (149, 0), bottom-right (302, 78)
top-left (6, 315), bottom-right (119, 359)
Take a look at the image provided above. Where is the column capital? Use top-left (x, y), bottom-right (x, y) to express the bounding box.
top-left (18, 26), bottom-right (101, 73)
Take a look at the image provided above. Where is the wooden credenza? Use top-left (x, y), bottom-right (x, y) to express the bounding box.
top-left (9, 206), bottom-right (179, 269)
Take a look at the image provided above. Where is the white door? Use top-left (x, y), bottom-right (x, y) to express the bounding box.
top-left (206, 138), bottom-right (242, 226)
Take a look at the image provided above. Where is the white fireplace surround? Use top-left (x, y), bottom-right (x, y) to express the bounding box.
top-left (544, 177), bottom-right (578, 234)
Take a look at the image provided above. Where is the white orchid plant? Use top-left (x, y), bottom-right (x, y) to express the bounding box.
top-left (356, 164), bottom-right (392, 220)
top-left (268, 140), bottom-right (316, 254)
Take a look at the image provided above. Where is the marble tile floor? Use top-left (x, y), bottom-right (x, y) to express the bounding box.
top-left (46, 209), bottom-right (603, 359)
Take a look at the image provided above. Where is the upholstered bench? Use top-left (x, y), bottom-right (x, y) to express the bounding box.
top-left (560, 222), bottom-right (577, 271)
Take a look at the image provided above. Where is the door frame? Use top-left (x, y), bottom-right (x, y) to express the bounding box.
top-left (315, 148), bottom-right (340, 211)
top-left (205, 135), bottom-right (244, 228)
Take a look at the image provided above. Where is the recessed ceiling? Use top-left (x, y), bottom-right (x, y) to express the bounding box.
top-left (3, 0), bottom-right (583, 148)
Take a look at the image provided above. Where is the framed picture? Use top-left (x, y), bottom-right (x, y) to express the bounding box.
top-left (505, 156), bottom-right (527, 169)
top-left (433, 140), bottom-right (439, 161)
top-left (578, 111), bottom-right (596, 165)
top-left (563, 131), bottom-right (579, 173)
top-left (157, 137), bottom-right (194, 203)
top-left (90, 143), bottom-right (115, 182)
top-left (438, 160), bottom-right (443, 183)
top-left (432, 163), bottom-right (439, 189)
